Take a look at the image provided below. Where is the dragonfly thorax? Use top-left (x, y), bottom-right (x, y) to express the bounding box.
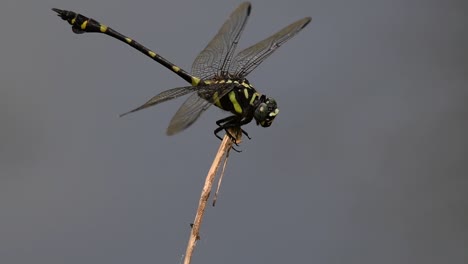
top-left (204, 77), bottom-right (279, 127)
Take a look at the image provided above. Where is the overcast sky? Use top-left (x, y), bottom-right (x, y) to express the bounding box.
top-left (1, 0), bottom-right (467, 263)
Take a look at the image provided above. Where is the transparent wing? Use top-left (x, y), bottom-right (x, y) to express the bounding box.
top-left (120, 86), bottom-right (197, 117)
top-left (230, 17), bottom-right (311, 77)
top-left (166, 93), bottom-right (212, 135)
top-left (191, 2), bottom-right (251, 79)
top-left (166, 83), bottom-right (237, 135)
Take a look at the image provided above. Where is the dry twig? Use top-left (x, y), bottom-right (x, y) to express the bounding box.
top-left (183, 129), bottom-right (241, 264)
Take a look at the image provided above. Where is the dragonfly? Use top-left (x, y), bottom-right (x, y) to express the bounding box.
top-left (52, 2), bottom-right (311, 142)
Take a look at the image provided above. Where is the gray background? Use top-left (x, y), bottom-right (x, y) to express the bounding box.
top-left (1, 0), bottom-right (467, 263)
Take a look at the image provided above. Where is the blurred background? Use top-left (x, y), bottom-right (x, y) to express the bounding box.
top-left (1, 0), bottom-right (467, 263)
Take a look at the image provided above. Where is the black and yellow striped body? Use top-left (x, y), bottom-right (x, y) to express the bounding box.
top-left (53, 4), bottom-right (311, 142)
top-left (52, 8), bottom-right (202, 87)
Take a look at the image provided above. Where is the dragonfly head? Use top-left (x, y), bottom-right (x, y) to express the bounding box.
top-left (254, 96), bottom-right (279, 127)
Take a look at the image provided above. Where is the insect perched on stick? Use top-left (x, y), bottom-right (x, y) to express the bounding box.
top-left (52, 3), bottom-right (311, 264)
top-left (52, 2), bottom-right (311, 143)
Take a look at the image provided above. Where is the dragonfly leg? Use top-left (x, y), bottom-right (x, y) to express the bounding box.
top-left (241, 129), bottom-right (251, 140)
top-left (215, 116), bottom-right (243, 145)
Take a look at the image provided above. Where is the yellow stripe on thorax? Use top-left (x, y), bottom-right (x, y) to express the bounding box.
top-left (250, 92), bottom-right (259, 105)
top-left (229, 92), bottom-right (242, 114)
top-left (213, 91), bottom-right (222, 108)
top-left (241, 82), bottom-right (250, 88)
top-left (243, 88), bottom-right (249, 99)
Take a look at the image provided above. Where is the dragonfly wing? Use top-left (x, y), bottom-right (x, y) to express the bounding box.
top-left (120, 86), bottom-right (197, 117)
top-left (230, 17), bottom-right (311, 77)
top-left (191, 2), bottom-right (251, 79)
top-left (166, 82), bottom-right (237, 135)
top-left (166, 93), bottom-right (212, 135)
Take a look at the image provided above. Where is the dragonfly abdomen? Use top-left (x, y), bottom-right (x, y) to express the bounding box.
top-left (52, 8), bottom-right (200, 86)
